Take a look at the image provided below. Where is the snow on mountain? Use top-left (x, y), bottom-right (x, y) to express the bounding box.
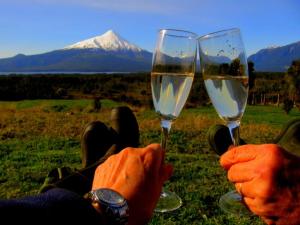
top-left (64, 30), bottom-right (143, 52)
top-left (248, 41), bottom-right (300, 72)
top-left (266, 45), bottom-right (281, 49)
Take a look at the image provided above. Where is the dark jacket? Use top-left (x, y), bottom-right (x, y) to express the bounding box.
top-left (0, 188), bottom-right (102, 224)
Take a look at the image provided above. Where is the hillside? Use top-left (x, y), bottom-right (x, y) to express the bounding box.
top-left (248, 41), bottom-right (300, 72)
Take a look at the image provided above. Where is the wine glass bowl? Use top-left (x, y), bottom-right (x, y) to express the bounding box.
top-left (198, 28), bottom-right (250, 215)
top-left (151, 29), bottom-right (197, 212)
top-left (199, 28), bottom-right (249, 145)
top-left (151, 29), bottom-right (197, 120)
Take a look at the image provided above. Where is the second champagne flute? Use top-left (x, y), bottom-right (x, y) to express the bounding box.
top-left (151, 29), bottom-right (197, 212)
top-left (198, 28), bottom-right (250, 215)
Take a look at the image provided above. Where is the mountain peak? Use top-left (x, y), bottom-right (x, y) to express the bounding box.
top-left (266, 45), bottom-right (280, 49)
top-left (64, 30), bottom-right (142, 52)
top-left (103, 29), bottom-right (117, 36)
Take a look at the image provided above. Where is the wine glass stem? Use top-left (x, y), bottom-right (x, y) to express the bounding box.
top-left (227, 121), bottom-right (240, 146)
top-left (161, 119), bottom-right (172, 150)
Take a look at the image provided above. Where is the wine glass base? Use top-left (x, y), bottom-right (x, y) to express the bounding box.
top-left (219, 190), bottom-right (252, 216)
top-left (154, 188), bottom-right (182, 213)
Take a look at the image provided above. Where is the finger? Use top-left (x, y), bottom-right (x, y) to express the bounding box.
top-left (141, 144), bottom-right (164, 174)
top-left (161, 163), bottom-right (173, 183)
top-left (143, 143), bottom-right (164, 162)
top-left (235, 183), bottom-right (243, 195)
top-left (243, 197), bottom-right (259, 215)
top-left (227, 161), bottom-right (257, 183)
top-left (234, 182), bottom-right (258, 199)
top-left (235, 181), bottom-right (257, 198)
top-left (220, 144), bottom-right (259, 169)
top-left (144, 143), bottom-right (163, 152)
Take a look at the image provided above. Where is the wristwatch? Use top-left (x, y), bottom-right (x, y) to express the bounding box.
top-left (88, 188), bottom-right (129, 225)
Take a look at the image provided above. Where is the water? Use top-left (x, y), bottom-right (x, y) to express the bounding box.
top-left (0, 71), bottom-right (132, 75)
top-left (204, 75), bottom-right (248, 122)
top-left (151, 72), bottom-right (194, 121)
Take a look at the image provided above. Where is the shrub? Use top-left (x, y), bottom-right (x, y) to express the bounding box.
top-left (49, 104), bottom-right (68, 112)
top-left (93, 97), bottom-right (101, 112)
top-left (55, 88), bottom-right (68, 98)
top-left (283, 98), bottom-right (294, 114)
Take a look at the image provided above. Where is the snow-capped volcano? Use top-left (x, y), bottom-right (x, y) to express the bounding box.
top-left (64, 30), bottom-right (142, 52)
top-left (0, 30), bottom-right (152, 72)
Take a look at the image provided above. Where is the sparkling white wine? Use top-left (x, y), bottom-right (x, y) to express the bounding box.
top-left (151, 72), bottom-right (194, 121)
top-left (204, 75), bottom-right (248, 122)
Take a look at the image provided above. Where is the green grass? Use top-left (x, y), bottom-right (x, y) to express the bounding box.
top-left (243, 105), bottom-right (300, 127)
top-left (182, 105), bottom-right (300, 129)
top-left (150, 153), bottom-right (262, 225)
top-left (0, 137), bottom-right (81, 198)
top-left (0, 99), bottom-right (121, 111)
top-left (0, 100), bottom-right (299, 224)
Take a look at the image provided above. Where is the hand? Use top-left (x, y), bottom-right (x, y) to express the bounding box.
top-left (92, 144), bottom-right (173, 225)
top-left (220, 144), bottom-right (300, 225)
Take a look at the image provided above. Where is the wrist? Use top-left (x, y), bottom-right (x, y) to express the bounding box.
top-left (85, 192), bottom-right (109, 225)
top-left (86, 188), bottom-right (129, 225)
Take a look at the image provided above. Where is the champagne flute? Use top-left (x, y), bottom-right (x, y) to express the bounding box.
top-left (151, 29), bottom-right (197, 212)
top-left (198, 28), bottom-right (250, 215)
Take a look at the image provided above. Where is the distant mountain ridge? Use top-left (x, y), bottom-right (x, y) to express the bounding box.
top-left (0, 30), bottom-right (152, 72)
top-left (1, 30), bottom-right (299, 73)
top-left (248, 41), bottom-right (300, 72)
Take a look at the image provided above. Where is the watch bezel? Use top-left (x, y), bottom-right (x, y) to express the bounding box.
top-left (93, 188), bottom-right (126, 206)
top-left (89, 188), bottom-right (129, 225)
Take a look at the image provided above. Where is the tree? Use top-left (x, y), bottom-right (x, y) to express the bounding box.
top-left (247, 61), bottom-right (256, 105)
top-left (248, 61), bottom-right (255, 90)
top-left (285, 60), bottom-right (300, 108)
top-left (283, 98), bottom-right (294, 114)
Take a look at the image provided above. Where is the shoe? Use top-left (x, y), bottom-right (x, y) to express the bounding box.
top-left (207, 124), bottom-right (246, 156)
top-left (40, 121), bottom-right (121, 195)
top-left (39, 144), bottom-right (121, 195)
top-left (208, 118), bottom-right (300, 157)
top-left (40, 108), bottom-right (140, 195)
top-left (81, 121), bottom-right (117, 168)
top-left (110, 106), bottom-right (140, 151)
top-left (273, 118), bottom-right (300, 156)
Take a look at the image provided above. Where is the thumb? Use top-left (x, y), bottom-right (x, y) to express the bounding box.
top-left (220, 144), bottom-right (258, 170)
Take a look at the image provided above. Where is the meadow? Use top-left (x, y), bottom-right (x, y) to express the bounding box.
top-left (0, 99), bottom-right (299, 224)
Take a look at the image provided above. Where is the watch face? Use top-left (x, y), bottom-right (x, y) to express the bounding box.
top-left (96, 188), bottom-right (125, 205)
top-left (92, 188), bottom-right (129, 225)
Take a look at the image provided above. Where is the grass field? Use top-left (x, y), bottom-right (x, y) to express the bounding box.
top-left (0, 99), bottom-right (299, 224)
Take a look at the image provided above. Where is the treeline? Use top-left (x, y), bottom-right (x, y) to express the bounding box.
top-left (248, 60), bottom-right (300, 111)
top-left (0, 59), bottom-right (299, 111)
top-left (0, 73), bottom-right (146, 105)
top-left (0, 72), bottom-right (208, 108)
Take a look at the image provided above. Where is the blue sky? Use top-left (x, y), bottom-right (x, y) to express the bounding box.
top-left (0, 0), bottom-right (299, 58)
